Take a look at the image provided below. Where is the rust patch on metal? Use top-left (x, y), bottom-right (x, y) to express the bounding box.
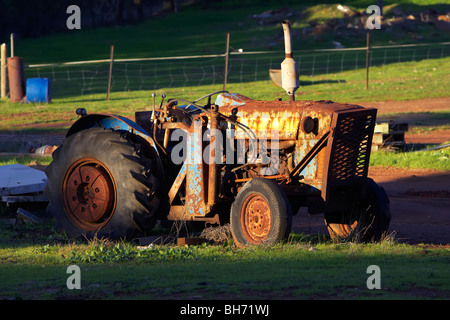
top-left (218, 94), bottom-right (363, 141)
top-left (62, 158), bottom-right (116, 231)
top-left (240, 193), bottom-right (272, 244)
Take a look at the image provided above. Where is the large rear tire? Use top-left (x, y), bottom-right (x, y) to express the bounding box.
top-left (44, 127), bottom-right (161, 239)
top-left (325, 178), bottom-right (391, 242)
top-left (230, 178), bottom-right (292, 247)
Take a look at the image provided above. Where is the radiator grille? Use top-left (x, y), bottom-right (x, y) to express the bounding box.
top-left (325, 109), bottom-right (377, 189)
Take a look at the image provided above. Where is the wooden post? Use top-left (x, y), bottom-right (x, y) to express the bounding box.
top-left (106, 45), bottom-right (114, 101)
top-left (10, 33), bottom-right (14, 57)
top-left (1, 43), bottom-right (6, 98)
top-left (223, 33), bottom-right (230, 91)
top-left (366, 31), bottom-right (370, 90)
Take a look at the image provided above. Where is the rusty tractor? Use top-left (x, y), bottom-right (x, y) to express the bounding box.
top-left (44, 22), bottom-right (390, 246)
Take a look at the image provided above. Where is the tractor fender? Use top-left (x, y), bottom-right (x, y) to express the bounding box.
top-left (66, 113), bottom-right (165, 180)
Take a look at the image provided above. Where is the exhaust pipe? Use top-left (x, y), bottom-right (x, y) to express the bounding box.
top-left (281, 20), bottom-right (299, 101)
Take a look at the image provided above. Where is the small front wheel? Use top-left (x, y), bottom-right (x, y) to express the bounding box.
top-left (230, 178), bottom-right (292, 247)
top-left (325, 178), bottom-right (391, 242)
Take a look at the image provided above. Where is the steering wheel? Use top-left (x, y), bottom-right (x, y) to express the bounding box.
top-left (178, 90), bottom-right (229, 114)
top-left (192, 90), bottom-right (229, 106)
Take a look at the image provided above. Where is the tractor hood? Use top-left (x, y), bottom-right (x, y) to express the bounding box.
top-left (215, 93), bottom-right (364, 140)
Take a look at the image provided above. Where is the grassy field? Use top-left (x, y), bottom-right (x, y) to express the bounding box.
top-left (0, 221), bottom-right (449, 300)
top-left (1, 56), bottom-right (449, 132)
top-left (370, 146), bottom-right (450, 171)
top-left (0, 155), bottom-right (52, 167)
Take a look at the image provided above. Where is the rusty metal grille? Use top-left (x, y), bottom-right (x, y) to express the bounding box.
top-left (322, 108), bottom-right (377, 199)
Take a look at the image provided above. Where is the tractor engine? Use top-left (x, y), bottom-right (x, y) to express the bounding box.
top-left (215, 92), bottom-right (377, 216)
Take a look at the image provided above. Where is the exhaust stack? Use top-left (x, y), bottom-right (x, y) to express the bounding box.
top-left (281, 20), bottom-right (299, 101)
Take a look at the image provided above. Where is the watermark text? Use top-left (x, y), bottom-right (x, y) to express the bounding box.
top-left (66, 5), bottom-right (81, 30)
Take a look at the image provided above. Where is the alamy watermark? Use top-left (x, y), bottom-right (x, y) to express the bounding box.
top-left (366, 5), bottom-right (382, 30)
top-left (66, 265), bottom-right (81, 290)
top-left (66, 5), bottom-right (81, 30)
top-left (366, 265), bottom-right (381, 289)
top-left (66, 4), bottom-right (382, 31)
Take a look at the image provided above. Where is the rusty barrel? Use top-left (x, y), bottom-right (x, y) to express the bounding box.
top-left (7, 56), bottom-right (25, 103)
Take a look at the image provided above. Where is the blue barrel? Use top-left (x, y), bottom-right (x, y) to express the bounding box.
top-left (26, 78), bottom-right (52, 103)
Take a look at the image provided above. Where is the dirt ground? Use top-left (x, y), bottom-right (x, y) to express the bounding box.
top-left (293, 97), bottom-right (450, 245)
top-left (359, 97), bottom-right (450, 115)
top-left (292, 166), bottom-right (450, 244)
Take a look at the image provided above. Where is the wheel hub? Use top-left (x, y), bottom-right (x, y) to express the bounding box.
top-left (63, 158), bottom-right (116, 231)
top-left (240, 194), bottom-right (271, 244)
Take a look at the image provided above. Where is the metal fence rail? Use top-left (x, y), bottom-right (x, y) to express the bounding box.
top-left (16, 41), bottom-right (450, 98)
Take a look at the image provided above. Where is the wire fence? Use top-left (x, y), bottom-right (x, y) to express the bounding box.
top-left (18, 41), bottom-right (450, 98)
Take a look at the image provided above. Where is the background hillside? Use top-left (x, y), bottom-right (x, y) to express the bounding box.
top-left (2, 0), bottom-right (449, 64)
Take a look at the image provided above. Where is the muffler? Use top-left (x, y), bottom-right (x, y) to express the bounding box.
top-left (281, 20), bottom-right (299, 101)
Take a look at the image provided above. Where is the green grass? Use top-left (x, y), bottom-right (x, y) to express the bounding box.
top-left (0, 155), bottom-right (52, 167)
top-left (0, 221), bottom-right (449, 300)
top-left (1, 56), bottom-right (449, 132)
top-left (1, 57), bottom-right (448, 172)
top-left (370, 147), bottom-right (450, 171)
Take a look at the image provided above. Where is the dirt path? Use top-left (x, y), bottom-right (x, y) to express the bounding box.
top-left (406, 130), bottom-right (450, 144)
top-left (370, 167), bottom-right (450, 244)
top-left (359, 97), bottom-right (450, 115)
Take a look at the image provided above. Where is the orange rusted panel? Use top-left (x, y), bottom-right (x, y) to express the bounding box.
top-left (216, 93), bottom-right (363, 140)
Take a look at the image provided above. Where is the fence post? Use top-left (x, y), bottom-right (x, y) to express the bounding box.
top-left (10, 33), bottom-right (14, 57)
top-left (106, 45), bottom-right (114, 101)
top-left (1, 43), bottom-right (6, 98)
top-left (223, 33), bottom-right (230, 91)
top-left (366, 31), bottom-right (370, 90)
